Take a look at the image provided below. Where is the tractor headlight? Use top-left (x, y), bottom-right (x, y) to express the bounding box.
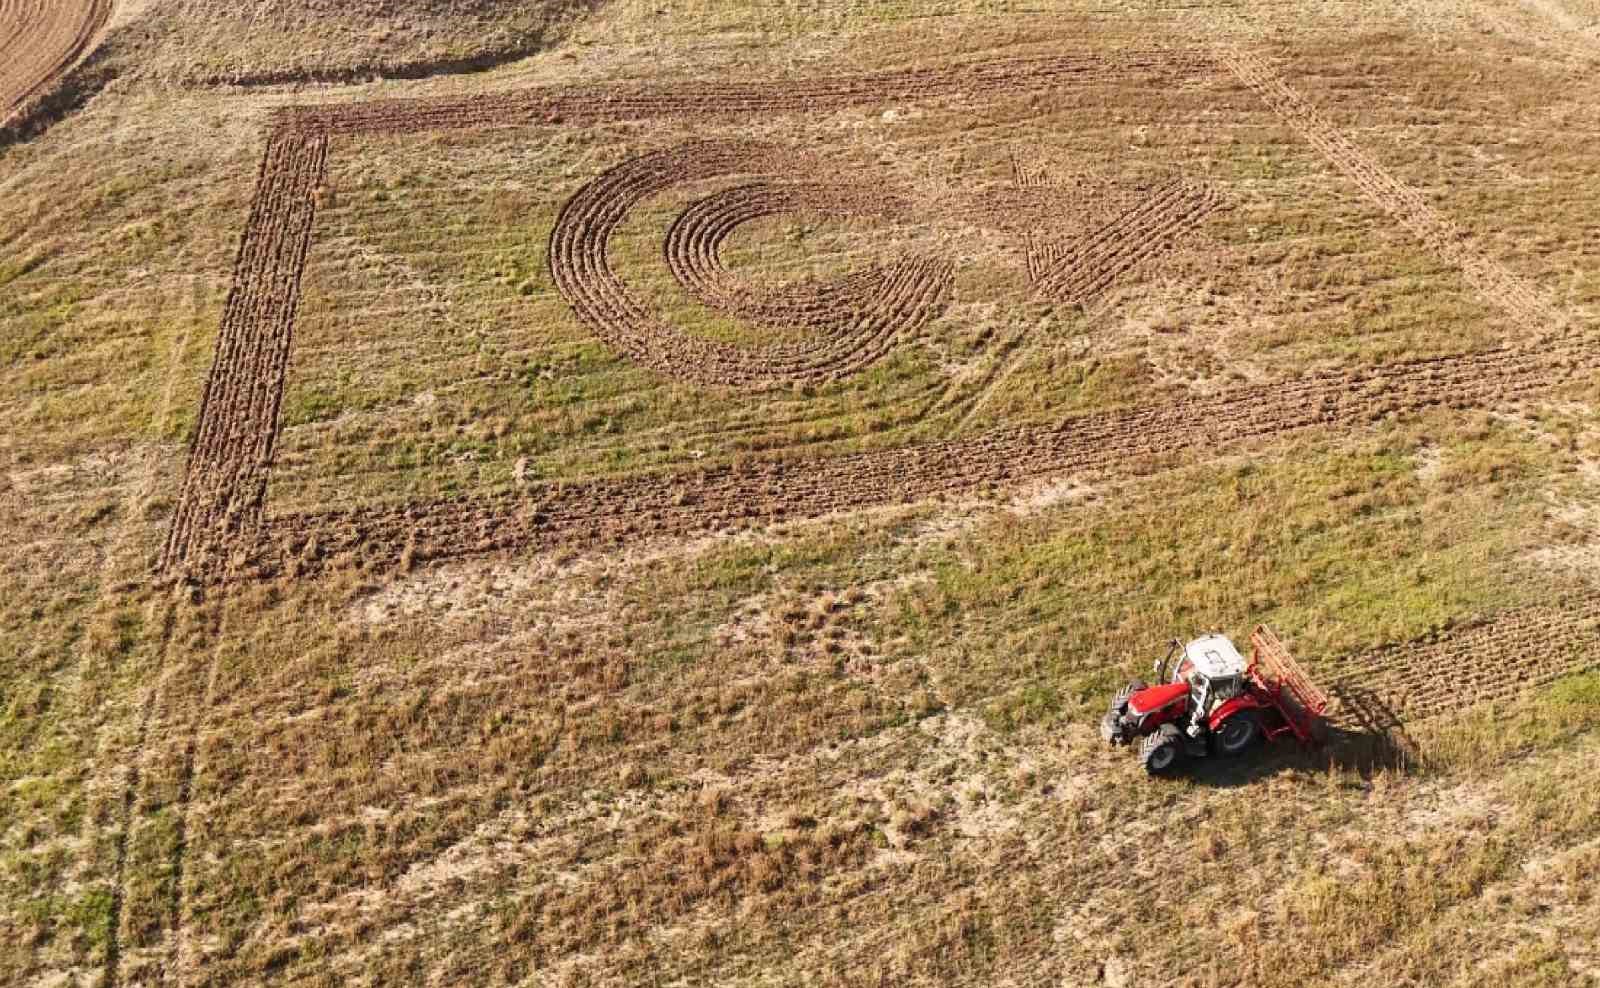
top-left (1100, 710), bottom-right (1128, 744)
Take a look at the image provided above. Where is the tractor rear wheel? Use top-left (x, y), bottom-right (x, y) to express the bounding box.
top-left (1216, 711), bottom-right (1262, 756)
top-left (1139, 724), bottom-right (1184, 776)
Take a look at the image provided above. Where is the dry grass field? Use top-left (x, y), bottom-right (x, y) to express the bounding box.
top-left (4, 0), bottom-right (1600, 985)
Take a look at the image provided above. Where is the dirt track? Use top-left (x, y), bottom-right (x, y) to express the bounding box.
top-left (1332, 598), bottom-right (1600, 728)
top-left (1029, 180), bottom-right (1221, 305)
top-left (667, 181), bottom-right (948, 334)
top-left (1327, 596), bottom-right (1600, 761)
top-left (159, 130), bottom-right (329, 573)
top-left (1215, 44), bottom-right (1566, 339)
top-left (233, 338), bottom-right (1599, 581)
top-left (273, 51), bottom-right (1211, 136)
top-left (0, 0), bottom-right (111, 124)
top-left (549, 142), bottom-right (954, 389)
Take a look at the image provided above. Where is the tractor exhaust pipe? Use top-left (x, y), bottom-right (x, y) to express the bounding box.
top-left (1153, 639), bottom-right (1181, 683)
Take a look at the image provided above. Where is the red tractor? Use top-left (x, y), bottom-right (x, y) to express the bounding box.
top-left (1101, 625), bottom-right (1328, 775)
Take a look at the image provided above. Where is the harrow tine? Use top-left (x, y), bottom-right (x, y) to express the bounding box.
top-left (1250, 624), bottom-right (1329, 743)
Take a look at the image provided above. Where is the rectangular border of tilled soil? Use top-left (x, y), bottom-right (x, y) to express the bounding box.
top-left (138, 53), bottom-right (1600, 979)
top-left (161, 44), bottom-right (1588, 583)
top-left (158, 48), bottom-right (1216, 574)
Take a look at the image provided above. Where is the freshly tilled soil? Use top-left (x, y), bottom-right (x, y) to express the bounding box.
top-left (160, 45), bottom-right (1587, 585)
top-left (1331, 597), bottom-right (1600, 728)
top-left (0, 0), bottom-right (111, 125)
top-left (1030, 180), bottom-right (1221, 305)
top-left (1215, 44), bottom-right (1567, 338)
top-left (549, 142), bottom-right (954, 389)
top-left (231, 339), bottom-right (1600, 581)
top-left (272, 50), bottom-right (1213, 136)
top-left (666, 181), bottom-right (948, 337)
top-left (160, 130), bottom-right (329, 574)
top-left (178, 48), bottom-right (1201, 573)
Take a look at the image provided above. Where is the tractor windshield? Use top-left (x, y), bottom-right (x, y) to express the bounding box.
top-left (1173, 661), bottom-right (1240, 718)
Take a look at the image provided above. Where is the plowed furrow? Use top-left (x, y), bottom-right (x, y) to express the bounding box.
top-left (666, 183), bottom-right (914, 330)
top-left (166, 46), bottom-right (1592, 581)
top-left (549, 143), bottom-right (954, 389)
top-left (273, 51), bottom-right (1213, 136)
top-left (1215, 44), bottom-right (1565, 338)
top-left (1032, 180), bottom-right (1220, 305)
top-left (1329, 598), bottom-right (1600, 728)
top-left (0, 0), bottom-right (111, 125)
top-left (160, 131), bottom-right (328, 573)
top-left (227, 339), bottom-right (1600, 581)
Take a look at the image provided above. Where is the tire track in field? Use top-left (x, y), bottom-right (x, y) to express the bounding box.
top-left (235, 338), bottom-right (1600, 581)
top-left (1330, 595), bottom-right (1600, 732)
top-left (159, 130), bottom-right (327, 574)
top-left (1030, 180), bottom-right (1222, 307)
top-left (550, 143), bottom-right (954, 390)
top-left (789, 597), bottom-right (1600, 981)
top-left (101, 602), bottom-right (176, 988)
top-left (93, 281), bottom-right (204, 988)
top-left (0, 0), bottom-right (112, 126)
top-left (665, 180), bottom-right (951, 352)
top-left (1215, 44), bottom-right (1568, 339)
top-left (635, 592), bottom-right (1600, 982)
top-left (943, 323), bottom-right (1036, 432)
top-left (165, 45), bottom-right (1586, 579)
top-left (163, 608), bottom-right (229, 987)
top-left (273, 50), bottom-right (1213, 136)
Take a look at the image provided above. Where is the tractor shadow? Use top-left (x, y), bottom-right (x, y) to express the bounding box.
top-left (1323, 683), bottom-right (1424, 771)
top-left (1181, 685), bottom-right (1421, 788)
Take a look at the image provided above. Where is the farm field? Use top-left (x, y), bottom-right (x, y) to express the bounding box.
top-left (0, 0), bottom-right (112, 127)
top-left (3, 1), bottom-right (1600, 985)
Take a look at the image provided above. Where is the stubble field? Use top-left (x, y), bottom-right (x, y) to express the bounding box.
top-left (3, 1), bottom-right (1600, 986)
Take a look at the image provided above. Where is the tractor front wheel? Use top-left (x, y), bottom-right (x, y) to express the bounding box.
top-left (1139, 724), bottom-right (1184, 776)
top-left (1216, 711), bottom-right (1262, 756)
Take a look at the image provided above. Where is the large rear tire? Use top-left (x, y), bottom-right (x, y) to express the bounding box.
top-left (1139, 724), bottom-right (1184, 776)
top-left (1216, 711), bottom-right (1262, 756)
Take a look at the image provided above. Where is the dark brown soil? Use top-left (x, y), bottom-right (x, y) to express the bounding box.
top-left (550, 142), bottom-right (953, 389)
top-left (233, 340), bottom-right (1600, 582)
top-left (160, 130), bottom-right (328, 573)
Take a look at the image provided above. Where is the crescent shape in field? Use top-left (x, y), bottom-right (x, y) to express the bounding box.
top-left (548, 140), bottom-right (953, 390)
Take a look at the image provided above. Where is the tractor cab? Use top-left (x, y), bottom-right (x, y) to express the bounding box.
top-left (1160, 634), bottom-right (1248, 717)
top-left (1109, 634), bottom-right (1250, 739)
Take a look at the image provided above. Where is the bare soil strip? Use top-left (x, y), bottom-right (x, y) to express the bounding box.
top-left (166, 53), bottom-right (1201, 574)
top-left (0, 0), bottom-right (112, 125)
top-left (1030, 180), bottom-right (1221, 306)
top-left (233, 340), bottom-right (1599, 581)
top-left (1331, 597), bottom-right (1600, 728)
top-left (550, 146), bottom-right (954, 389)
top-left (1215, 44), bottom-right (1567, 338)
top-left (159, 130), bottom-right (327, 573)
top-left (273, 51), bottom-right (1212, 136)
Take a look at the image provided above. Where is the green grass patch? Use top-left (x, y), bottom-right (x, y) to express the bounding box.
top-left (892, 426), bottom-right (1551, 730)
